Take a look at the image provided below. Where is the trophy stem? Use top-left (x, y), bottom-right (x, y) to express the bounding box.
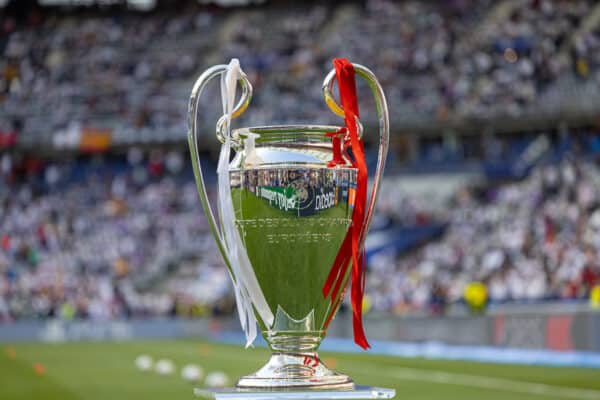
top-left (267, 332), bottom-right (323, 352)
top-left (236, 344), bottom-right (354, 390)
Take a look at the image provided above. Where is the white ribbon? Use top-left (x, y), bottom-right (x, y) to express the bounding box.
top-left (217, 59), bottom-right (274, 347)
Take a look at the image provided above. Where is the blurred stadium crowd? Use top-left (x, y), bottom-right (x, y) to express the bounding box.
top-left (2, 0), bottom-right (600, 322)
top-left (0, 150), bottom-right (244, 321)
top-left (2, 146), bottom-right (600, 321)
top-left (1, 0), bottom-right (600, 145)
top-left (368, 159), bottom-right (600, 314)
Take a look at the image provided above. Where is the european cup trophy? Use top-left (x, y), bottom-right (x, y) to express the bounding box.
top-left (188, 58), bottom-right (393, 399)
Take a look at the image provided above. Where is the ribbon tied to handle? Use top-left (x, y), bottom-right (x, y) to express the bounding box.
top-left (217, 59), bottom-right (274, 347)
top-left (322, 58), bottom-right (370, 349)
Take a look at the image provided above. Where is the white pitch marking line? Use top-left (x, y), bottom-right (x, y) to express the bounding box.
top-left (363, 366), bottom-right (600, 400)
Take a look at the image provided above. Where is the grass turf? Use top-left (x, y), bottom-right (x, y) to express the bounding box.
top-left (1, 339), bottom-right (599, 400)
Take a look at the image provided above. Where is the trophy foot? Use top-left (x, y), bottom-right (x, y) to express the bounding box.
top-left (236, 352), bottom-right (354, 390)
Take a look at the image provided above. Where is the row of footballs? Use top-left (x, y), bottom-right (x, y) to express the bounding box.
top-left (135, 355), bottom-right (230, 387)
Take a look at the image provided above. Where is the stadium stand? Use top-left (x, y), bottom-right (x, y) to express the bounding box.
top-left (1, 0), bottom-right (600, 323)
top-left (2, 143), bottom-right (600, 321)
top-left (2, 0), bottom-right (600, 147)
top-left (368, 159), bottom-right (600, 314)
top-left (0, 151), bottom-right (241, 321)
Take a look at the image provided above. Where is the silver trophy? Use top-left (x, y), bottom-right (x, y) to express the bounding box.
top-left (188, 61), bottom-right (392, 398)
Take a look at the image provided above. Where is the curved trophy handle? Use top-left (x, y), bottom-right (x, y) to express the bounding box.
top-left (322, 63), bottom-right (390, 246)
top-left (187, 64), bottom-right (252, 273)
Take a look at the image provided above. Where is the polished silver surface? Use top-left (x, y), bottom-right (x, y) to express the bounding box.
top-left (236, 353), bottom-right (353, 389)
top-left (228, 127), bottom-right (357, 389)
top-left (216, 121), bottom-right (363, 148)
top-left (227, 125), bottom-right (348, 162)
top-left (194, 386), bottom-right (396, 400)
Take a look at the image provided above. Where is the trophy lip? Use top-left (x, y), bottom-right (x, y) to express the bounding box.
top-left (229, 163), bottom-right (357, 171)
top-left (232, 125), bottom-right (345, 141)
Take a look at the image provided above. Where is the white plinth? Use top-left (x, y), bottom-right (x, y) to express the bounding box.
top-left (194, 386), bottom-right (395, 400)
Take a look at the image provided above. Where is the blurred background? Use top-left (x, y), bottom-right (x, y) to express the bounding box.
top-left (1, 0), bottom-right (600, 399)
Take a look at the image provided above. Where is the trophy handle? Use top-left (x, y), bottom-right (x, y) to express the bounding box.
top-left (187, 64), bottom-right (253, 274)
top-left (322, 64), bottom-right (390, 246)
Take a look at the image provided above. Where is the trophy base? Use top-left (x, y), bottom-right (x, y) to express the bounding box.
top-left (236, 352), bottom-right (353, 389)
top-left (194, 385), bottom-right (395, 400)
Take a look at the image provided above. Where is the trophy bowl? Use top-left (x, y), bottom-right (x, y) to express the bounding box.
top-left (187, 60), bottom-right (389, 391)
top-left (230, 125), bottom-right (356, 389)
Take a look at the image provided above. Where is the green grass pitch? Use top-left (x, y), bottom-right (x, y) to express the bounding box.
top-left (1, 339), bottom-right (599, 400)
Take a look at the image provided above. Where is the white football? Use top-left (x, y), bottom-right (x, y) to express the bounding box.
top-left (135, 355), bottom-right (153, 372)
top-left (205, 371), bottom-right (230, 388)
top-left (181, 364), bottom-right (204, 383)
top-left (155, 358), bottom-right (175, 375)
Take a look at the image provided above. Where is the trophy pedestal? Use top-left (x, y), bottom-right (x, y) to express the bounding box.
top-left (235, 352), bottom-right (353, 390)
top-left (194, 386), bottom-right (395, 400)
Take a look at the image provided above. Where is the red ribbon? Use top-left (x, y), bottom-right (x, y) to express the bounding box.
top-left (322, 58), bottom-right (370, 349)
top-left (326, 129), bottom-right (346, 167)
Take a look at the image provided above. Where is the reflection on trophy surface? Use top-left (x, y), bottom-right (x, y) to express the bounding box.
top-left (230, 130), bottom-right (357, 388)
